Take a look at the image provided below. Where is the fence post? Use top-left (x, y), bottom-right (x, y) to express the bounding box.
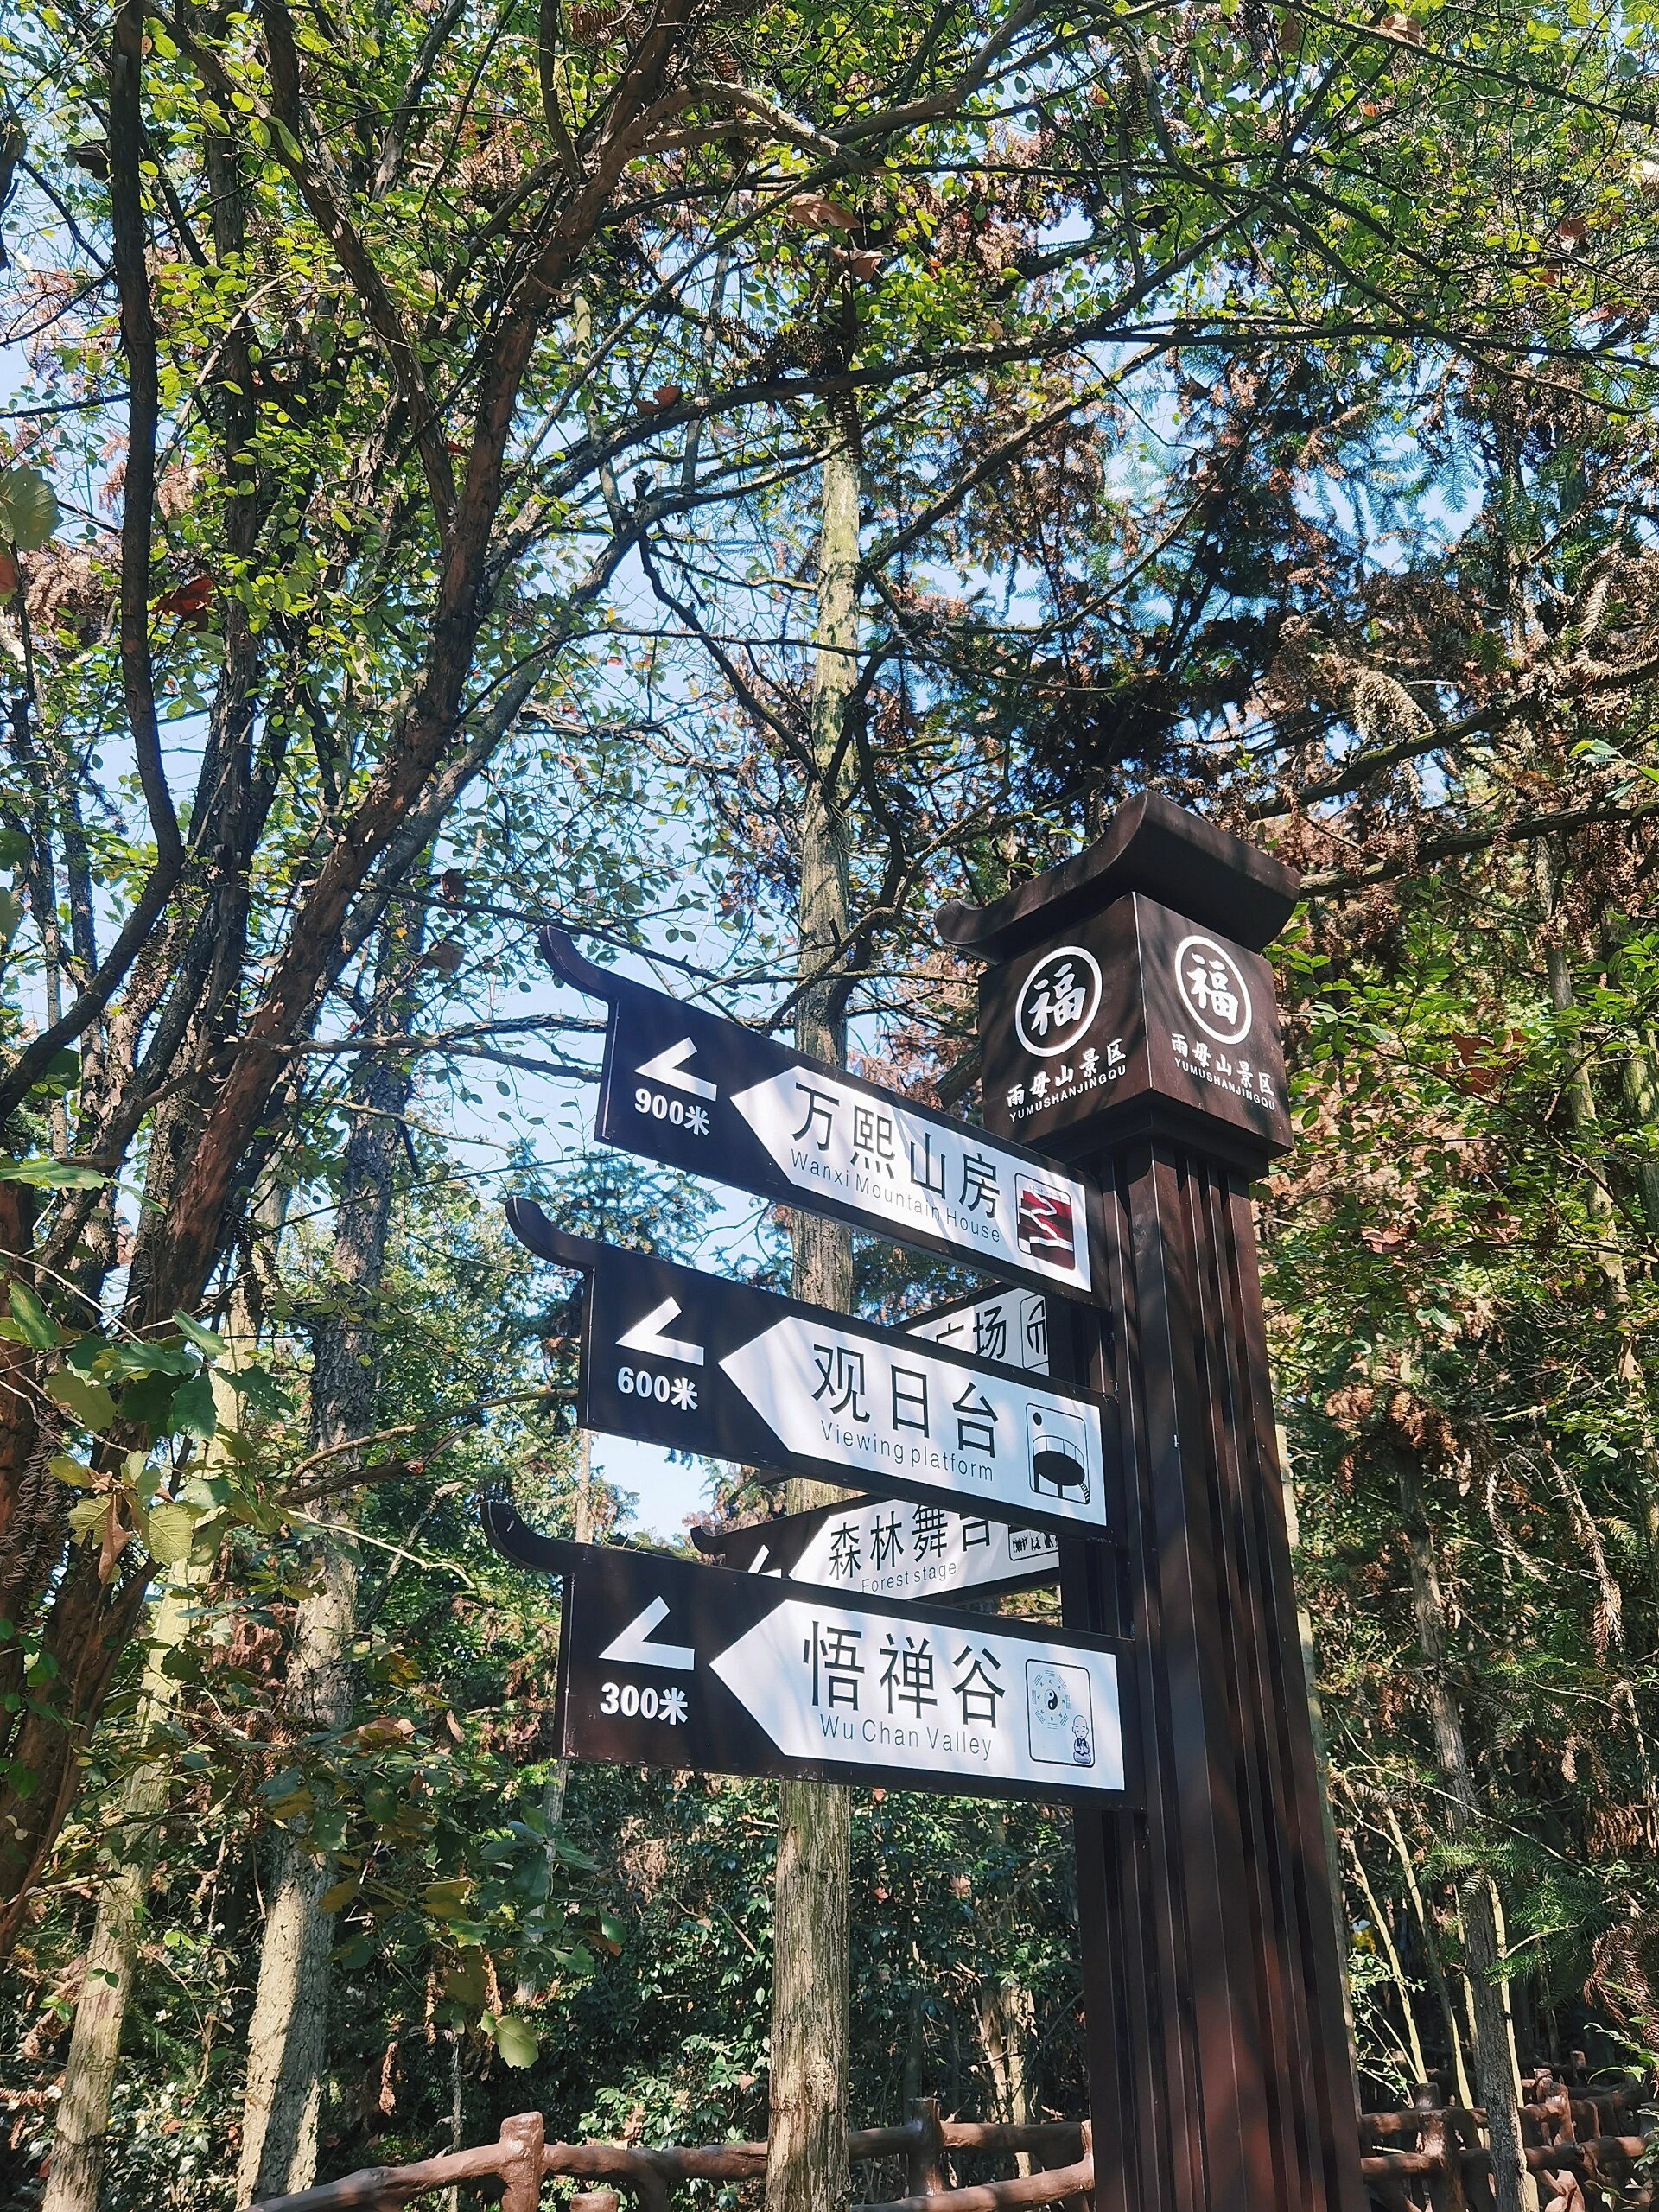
top-left (1058, 2115), bottom-right (1094, 2212)
top-left (906, 2097), bottom-right (946, 2197)
top-left (499, 2112), bottom-right (546, 2212)
top-left (1420, 2104), bottom-right (1466, 2212)
top-left (1459, 2101), bottom-right (1496, 2212)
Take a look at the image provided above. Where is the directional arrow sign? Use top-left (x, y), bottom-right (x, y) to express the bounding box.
top-left (690, 1283), bottom-right (1065, 1600)
top-left (616, 1297), bottom-right (705, 1365)
top-left (634, 1038), bottom-right (717, 1101)
top-left (509, 1202), bottom-right (1116, 1541)
top-left (538, 928), bottom-right (1100, 1303)
top-left (483, 1505), bottom-right (1134, 1806)
top-left (599, 1595), bottom-right (696, 1670)
top-left (695, 1496), bottom-right (1060, 1605)
top-left (905, 1284), bottom-right (1053, 1374)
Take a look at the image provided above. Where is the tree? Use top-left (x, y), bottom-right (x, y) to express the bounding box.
top-left (3, 0), bottom-right (1104, 1957)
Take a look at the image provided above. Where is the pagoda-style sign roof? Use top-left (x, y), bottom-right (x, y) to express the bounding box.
top-left (936, 789), bottom-right (1300, 961)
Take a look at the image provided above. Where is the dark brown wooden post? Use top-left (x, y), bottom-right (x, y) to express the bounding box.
top-left (906, 2095), bottom-right (949, 2197)
top-left (939, 793), bottom-right (1365, 2212)
top-left (499, 2112), bottom-right (546, 2212)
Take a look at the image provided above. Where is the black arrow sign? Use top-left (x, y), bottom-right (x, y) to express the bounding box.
top-left (539, 929), bottom-right (1103, 1306)
top-left (508, 1198), bottom-right (1118, 1541)
top-left (483, 1503), bottom-right (1135, 1806)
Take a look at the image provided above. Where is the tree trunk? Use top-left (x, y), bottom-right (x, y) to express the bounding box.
top-left (238, 935), bottom-right (417, 2202)
top-left (46, 1210), bottom-right (280, 2212)
top-left (1337, 1822), bottom-right (1431, 2089)
top-left (766, 391), bottom-right (860, 2212)
top-left (1396, 1452), bottom-right (1537, 2212)
top-left (976, 1977), bottom-right (1037, 2174)
top-left (1378, 1800), bottom-right (1475, 2108)
top-left (970, 1808), bottom-right (1035, 2173)
top-left (1618, 1046), bottom-right (1659, 1236)
top-left (1536, 840), bottom-right (1659, 1547)
top-left (516, 1431), bottom-right (591, 2005)
top-left (41, 1565), bottom-right (200, 2212)
top-left (236, 1538), bottom-right (359, 2202)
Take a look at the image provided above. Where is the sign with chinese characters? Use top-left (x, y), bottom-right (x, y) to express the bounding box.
top-left (507, 1203), bottom-right (1116, 1539)
top-left (904, 1285), bottom-right (1052, 1375)
top-left (977, 894), bottom-right (1291, 1159)
top-left (538, 927), bottom-right (1100, 1303)
top-left (483, 1506), bottom-right (1133, 1806)
top-left (696, 1495), bottom-right (1060, 1603)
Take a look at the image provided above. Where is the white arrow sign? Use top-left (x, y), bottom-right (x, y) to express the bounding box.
top-left (717, 1318), bottom-right (1106, 1533)
top-left (599, 1595), bottom-right (696, 1671)
top-left (906, 1287), bottom-right (1051, 1374)
top-left (617, 1296), bottom-right (705, 1366)
top-left (636, 1038), bottom-right (717, 1101)
top-left (789, 1503), bottom-right (1057, 1604)
top-left (709, 1596), bottom-right (1124, 1792)
top-left (729, 1068), bottom-right (1092, 1294)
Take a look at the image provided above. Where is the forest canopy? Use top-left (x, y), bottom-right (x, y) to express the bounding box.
top-left (1, 0), bottom-right (1657, 2203)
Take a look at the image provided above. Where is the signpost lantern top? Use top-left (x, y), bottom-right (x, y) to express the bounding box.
top-left (944, 793), bottom-right (1301, 1168)
top-left (935, 790), bottom-right (1300, 963)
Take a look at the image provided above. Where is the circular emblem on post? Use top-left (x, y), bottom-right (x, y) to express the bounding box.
top-left (1014, 944), bottom-right (1102, 1058)
top-left (1173, 933), bottom-right (1253, 1045)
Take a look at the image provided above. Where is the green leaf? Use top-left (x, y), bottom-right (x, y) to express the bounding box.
top-left (0, 465), bottom-right (59, 550)
top-left (66, 1493), bottom-right (107, 1543)
top-left (164, 1370), bottom-right (218, 1440)
top-left (171, 1310), bottom-right (227, 1358)
top-left (0, 828), bottom-right (28, 869)
top-left (179, 1471), bottom-right (233, 1511)
top-left (318, 1877), bottom-right (358, 1913)
top-left (310, 1806), bottom-right (348, 1853)
top-left (444, 1953), bottom-right (490, 2004)
top-left (0, 889), bottom-right (22, 945)
top-left (118, 1370), bottom-right (181, 1435)
top-left (8, 1281), bottom-right (63, 1349)
top-left (47, 1370), bottom-right (116, 1430)
top-left (143, 1503), bottom-right (196, 1566)
top-left (491, 2014), bottom-right (539, 2068)
top-left (103, 1339), bottom-right (195, 1379)
top-left (424, 1878), bottom-right (474, 1921)
top-left (225, 1365), bottom-right (289, 1416)
top-left (0, 1159), bottom-right (107, 1189)
top-left (32, 1048), bottom-right (79, 1094)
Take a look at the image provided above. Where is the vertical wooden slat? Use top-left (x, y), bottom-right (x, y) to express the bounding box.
top-left (1191, 1163), bottom-right (1316, 2211)
top-left (1063, 1133), bottom-right (1364, 2212)
top-left (1223, 1177), bottom-right (1369, 2212)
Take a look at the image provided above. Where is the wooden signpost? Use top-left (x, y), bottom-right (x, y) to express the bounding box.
top-left (492, 790), bottom-right (1362, 2212)
top-left (939, 790), bottom-right (1365, 2212)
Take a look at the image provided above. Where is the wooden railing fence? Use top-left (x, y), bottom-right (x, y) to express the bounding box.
top-left (1359, 2072), bottom-right (1653, 2212)
top-left (247, 2072), bottom-right (1653, 2212)
top-left (246, 2101), bottom-right (1091, 2212)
